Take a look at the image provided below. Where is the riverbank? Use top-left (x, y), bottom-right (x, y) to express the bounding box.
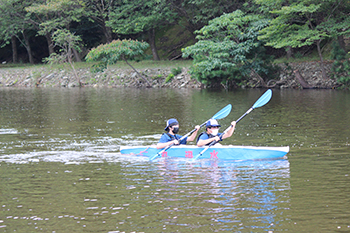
top-left (0, 61), bottom-right (340, 89)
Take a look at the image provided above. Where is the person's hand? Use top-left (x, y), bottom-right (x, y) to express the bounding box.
top-left (172, 140), bottom-right (180, 145)
top-left (195, 125), bottom-right (200, 131)
top-left (214, 136), bottom-right (220, 142)
top-left (231, 121), bottom-right (236, 127)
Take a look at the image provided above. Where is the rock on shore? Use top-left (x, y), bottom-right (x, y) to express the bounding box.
top-left (0, 61), bottom-right (339, 89)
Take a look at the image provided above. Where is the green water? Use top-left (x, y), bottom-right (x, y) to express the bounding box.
top-left (0, 88), bottom-right (349, 232)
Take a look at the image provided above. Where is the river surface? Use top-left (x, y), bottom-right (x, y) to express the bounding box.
top-left (0, 87), bottom-right (349, 232)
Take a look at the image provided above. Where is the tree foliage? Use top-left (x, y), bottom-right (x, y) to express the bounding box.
top-left (182, 10), bottom-right (276, 88)
top-left (257, 2), bottom-right (323, 48)
top-left (44, 29), bottom-right (82, 64)
top-left (166, 0), bottom-right (247, 37)
top-left (26, 0), bottom-right (86, 33)
top-left (86, 39), bottom-right (149, 64)
top-left (1, 0), bottom-right (350, 89)
top-left (256, 0), bottom-right (350, 80)
top-left (44, 29), bottom-right (83, 84)
top-left (107, 0), bottom-right (176, 60)
top-left (331, 42), bottom-right (350, 88)
top-left (0, 0), bottom-right (37, 63)
top-left (86, 39), bottom-right (151, 85)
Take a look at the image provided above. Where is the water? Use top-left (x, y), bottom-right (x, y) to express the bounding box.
top-left (0, 88), bottom-right (350, 232)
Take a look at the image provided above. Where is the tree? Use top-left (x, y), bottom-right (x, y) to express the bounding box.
top-left (256, 0), bottom-right (350, 80)
top-left (330, 41), bottom-right (350, 88)
top-left (26, 0), bottom-right (86, 60)
top-left (166, 0), bottom-right (246, 41)
top-left (107, 0), bottom-right (177, 60)
top-left (182, 10), bottom-right (276, 88)
top-left (83, 0), bottom-right (115, 43)
top-left (85, 39), bottom-right (151, 86)
top-left (44, 29), bottom-right (83, 85)
top-left (0, 0), bottom-right (37, 64)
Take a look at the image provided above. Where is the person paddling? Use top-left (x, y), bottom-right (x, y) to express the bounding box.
top-left (156, 118), bottom-right (200, 149)
top-left (196, 119), bottom-right (236, 147)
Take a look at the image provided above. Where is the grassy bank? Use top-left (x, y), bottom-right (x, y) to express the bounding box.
top-left (0, 59), bottom-right (193, 71)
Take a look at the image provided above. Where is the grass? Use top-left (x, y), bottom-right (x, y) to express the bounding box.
top-left (112, 59), bottom-right (192, 69)
top-left (0, 59), bottom-right (193, 71)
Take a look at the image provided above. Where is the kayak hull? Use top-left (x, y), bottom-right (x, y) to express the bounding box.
top-left (120, 145), bottom-right (289, 160)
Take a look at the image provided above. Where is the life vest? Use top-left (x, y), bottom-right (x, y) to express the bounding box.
top-left (163, 133), bottom-right (184, 145)
top-left (164, 132), bottom-right (179, 141)
top-left (196, 132), bottom-right (218, 146)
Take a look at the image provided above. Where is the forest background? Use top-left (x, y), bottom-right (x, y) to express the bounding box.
top-left (0, 0), bottom-right (350, 89)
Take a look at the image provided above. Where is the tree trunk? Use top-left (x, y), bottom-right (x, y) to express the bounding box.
top-left (294, 70), bottom-right (314, 89)
top-left (72, 48), bottom-right (82, 62)
top-left (316, 39), bottom-right (328, 80)
top-left (45, 33), bottom-right (55, 55)
top-left (11, 35), bottom-right (18, 63)
top-left (68, 49), bottom-right (80, 85)
top-left (148, 28), bottom-right (160, 60)
top-left (22, 31), bottom-right (34, 64)
top-left (103, 24), bottom-right (113, 43)
top-left (286, 46), bottom-right (293, 59)
top-left (123, 56), bottom-right (152, 87)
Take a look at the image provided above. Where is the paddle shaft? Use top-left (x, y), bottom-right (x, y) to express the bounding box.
top-left (210, 107), bottom-right (253, 145)
top-left (149, 104), bottom-right (232, 161)
top-left (193, 109), bottom-right (251, 158)
top-left (192, 90), bottom-right (272, 160)
top-left (150, 121), bottom-right (206, 159)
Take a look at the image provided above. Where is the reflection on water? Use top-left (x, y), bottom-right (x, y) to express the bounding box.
top-left (1, 88), bottom-right (350, 232)
top-left (1, 157), bottom-right (290, 232)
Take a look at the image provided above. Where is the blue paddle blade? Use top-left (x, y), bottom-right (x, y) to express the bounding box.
top-left (252, 89), bottom-right (272, 109)
top-left (212, 104), bottom-right (232, 120)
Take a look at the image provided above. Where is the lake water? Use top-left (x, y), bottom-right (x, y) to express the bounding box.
top-left (0, 87), bottom-right (349, 232)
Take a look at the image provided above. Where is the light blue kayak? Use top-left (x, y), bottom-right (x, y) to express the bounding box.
top-left (120, 145), bottom-right (289, 160)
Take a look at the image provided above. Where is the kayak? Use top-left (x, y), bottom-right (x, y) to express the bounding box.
top-left (120, 145), bottom-right (289, 160)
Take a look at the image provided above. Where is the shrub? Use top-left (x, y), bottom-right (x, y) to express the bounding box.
top-left (171, 67), bottom-right (182, 76)
top-left (165, 73), bottom-right (174, 83)
top-left (331, 42), bottom-right (350, 88)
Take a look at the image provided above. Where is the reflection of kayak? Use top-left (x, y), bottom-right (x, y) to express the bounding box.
top-left (120, 145), bottom-right (289, 160)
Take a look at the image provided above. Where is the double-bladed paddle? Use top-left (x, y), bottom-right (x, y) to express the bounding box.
top-left (149, 104), bottom-right (232, 161)
top-left (192, 89), bottom-right (273, 160)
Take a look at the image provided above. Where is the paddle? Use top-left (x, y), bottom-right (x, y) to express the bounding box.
top-left (149, 104), bottom-right (232, 161)
top-left (192, 89), bottom-right (273, 160)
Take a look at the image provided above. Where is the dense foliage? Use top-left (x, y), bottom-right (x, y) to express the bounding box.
top-left (0, 0), bottom-right (349, 88)
top-left (257, 0), bottom-right (350, 81)
top-left (86, 39), bottom-right (149, 65)
top-left (331, 42), bottom-right (350, 87)
top-left (182, 10), bottom-right (277, 88)
top-left (86, 39), bottom-right (150, 85)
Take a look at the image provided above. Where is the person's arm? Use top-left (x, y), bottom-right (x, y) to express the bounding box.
top-left (156, 134), bottom-right (179, 149)
top-left (186, 125), bottom-right (200, 142)
top-left (197, 134), bottom-right (220, 147)
top-left (156, 140), bottom-right (179, 149)
top-left (222, 121), bottom-right (236, 139)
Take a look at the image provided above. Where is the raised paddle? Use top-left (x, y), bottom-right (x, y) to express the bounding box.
top-left (149, 104), bottom-right (232, 161)
top-left (192, 89), bottom-right (273, 160)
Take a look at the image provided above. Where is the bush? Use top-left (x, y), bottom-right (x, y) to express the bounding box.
top-left (171, 67), bottom-right (182, 76)
top-left (165, 73), bottom-right (174, 83)
top-left (331, 42), bottom-right (350, 88)
top-left (182, 10), bottom-right (276, 89)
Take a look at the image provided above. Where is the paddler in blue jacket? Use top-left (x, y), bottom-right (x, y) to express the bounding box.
top-left (156, 118), bottom-right (200, 149)
top-left (197, 119), bottom-right (236, 147)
